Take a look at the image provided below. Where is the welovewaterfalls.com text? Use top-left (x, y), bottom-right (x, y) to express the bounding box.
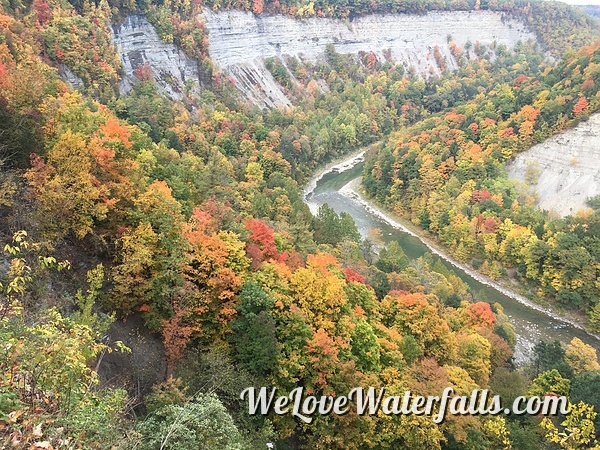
top-left (240, 387), bottom-right (569, 424)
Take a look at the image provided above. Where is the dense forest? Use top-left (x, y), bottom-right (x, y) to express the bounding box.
top-left (363, 42), bottom-right (600, 321)
top-left (2, 0), bottom-right (600, 448)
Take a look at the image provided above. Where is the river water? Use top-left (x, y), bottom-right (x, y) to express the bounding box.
top-left (304, 152), bottom-right (600, 364)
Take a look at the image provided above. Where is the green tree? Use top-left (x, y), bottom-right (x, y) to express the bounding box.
top-left (533, 341), bottom-right (574, 378)
top-left (376, 240), bottom-right (410, 273)
top-left (350, 319), bottom-right (381, 372)
top-left (527, 369), bottom-right (571, 397)
top-left (231, 281), bottom-right (279, 376)
top-left (137, 393), bottom-right (247, 450)
top-left (313, 204), bottom-right (360, 246)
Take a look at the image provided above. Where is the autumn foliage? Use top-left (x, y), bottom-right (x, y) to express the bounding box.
top-left (1, 0), bottom-right (599, 448)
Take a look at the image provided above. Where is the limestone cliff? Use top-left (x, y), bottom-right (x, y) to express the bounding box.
top-left (507, 113), bottom-right (600, 217)
top-left (110, 11), bottom-right (535, 108)
top-left (202, 10), bottom-right (535, 108)
top-left (111, 14), bottom-right (200, 100)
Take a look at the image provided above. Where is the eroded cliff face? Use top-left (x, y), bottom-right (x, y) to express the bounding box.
top-left (110, 10), bottom-right (535, 107)
top-left (202, 10), bottom-right (535, 108)
top-left (508, 113), bottom-right (600, 217)
top-left (111, 14), bottom-right (200, 100)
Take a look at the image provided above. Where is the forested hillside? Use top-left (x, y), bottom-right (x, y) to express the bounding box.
top-left (363, 43), bottom-right (600, 321)
top-left (2, 0), bottom-right (600, 448)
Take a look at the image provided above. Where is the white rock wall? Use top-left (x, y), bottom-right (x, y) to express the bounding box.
top-left (202, 10), bottom-right (536, 108)
top-left (111, 15), bottom-right (200, 100)
top-left (109, 11), bottom-right (535, 107)
top-left (508, 113), bottom-right (600, 217)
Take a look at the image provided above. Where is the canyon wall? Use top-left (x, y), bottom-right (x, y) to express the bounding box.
top-left (110, 11), bottom-right (535, 107)
top-left (111, 14), bottom-right (201, 100)
top-left (202, 10), bottom-right (536, 108)
top-left (507, 113), bottom-right (600, 217)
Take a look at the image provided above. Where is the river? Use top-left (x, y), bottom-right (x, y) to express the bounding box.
top-left (304, 150), bottom-right (600, 365)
